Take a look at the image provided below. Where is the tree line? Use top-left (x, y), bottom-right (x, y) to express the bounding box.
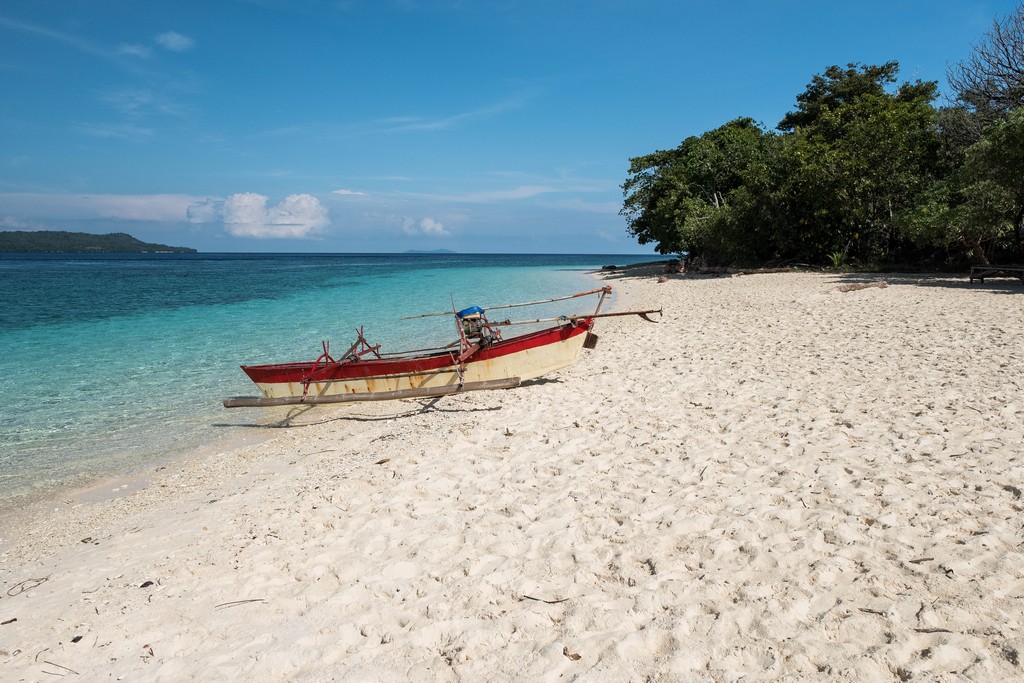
top-left (621, 6), bottom-right (1024, 268)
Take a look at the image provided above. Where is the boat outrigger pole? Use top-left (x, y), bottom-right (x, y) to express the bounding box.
top-left (470, 286), bottom-right (611, 313)
top-left (223, 378), bottom-right (522, 408)
top-left (490, 308), bottom-right (663, 327)
top-left (400, 287), bottom-right (612, 320)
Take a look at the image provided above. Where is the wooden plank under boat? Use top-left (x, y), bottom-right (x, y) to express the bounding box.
top-left (223, 378), bottom-right (524, 408)
top-left (223, 286), bottom-right (661, 407)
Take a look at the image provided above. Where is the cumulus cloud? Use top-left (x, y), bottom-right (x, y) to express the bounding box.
top-left (188, 193), bottom-right (330, 239)
top-left (401, 216), bottom-right (450, 237)
top-left (185, 198), bottom-right (220, 224)
top-left (155, 31), bottom-right (194, 52)
top-left (419, 218), bottom-right (449, 236)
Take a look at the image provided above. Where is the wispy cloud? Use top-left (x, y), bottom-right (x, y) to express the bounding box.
top-left (255, 94), bottom-right (533, 140)
top-left (0, 17), bottom-right (195, 62)
top-left (73, 121), bottom-right (155, 139)
top-left (118, 30), bottom-right (195, 58)
top-left (116, 43), bottom-right (153, 58)
top-left (0, 193), bottom-right (201, 222)
top-left (155, 31), bottom-right (195, 52)
top-left (0, 16), bottom-right (109, 57)
top-left (552, 198), bottom-right (623, 214)
top-left (375, 96), bottom-right (529, 133)
top-left (74, 88), bottom-right (192, 140)
top-left (1, 215), bottom-right (43, 229)
top-left (101, 88), bottom-right (189, 117)
top-left (89, 194), bottom-right (199, 221)
top-left (323, 172), bottom-right (620, 217)
top-left (455, 185), bottom-right (556, 202)
top-left (396, 184), bottom-right (557, 204)
top-left (358, 176), bottom-right (622, 218)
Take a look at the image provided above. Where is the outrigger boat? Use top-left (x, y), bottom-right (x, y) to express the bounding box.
top-left (223, 286), bottom-right (661, 408)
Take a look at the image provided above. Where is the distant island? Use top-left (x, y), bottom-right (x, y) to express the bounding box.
top-left (404, 249), bottom-right (457, 254)
top-left (0, 231), bottom-right (197, 254)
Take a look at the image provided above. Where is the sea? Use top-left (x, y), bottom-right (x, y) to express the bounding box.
top-left (0, 252), bottom-right (661, 509)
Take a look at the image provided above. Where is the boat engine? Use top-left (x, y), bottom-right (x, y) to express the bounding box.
top-left (456, 306), bottom-right (500, 346)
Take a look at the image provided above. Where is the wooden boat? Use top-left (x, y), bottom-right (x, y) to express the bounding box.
top-left (223, 286), bottom-right (660, 408)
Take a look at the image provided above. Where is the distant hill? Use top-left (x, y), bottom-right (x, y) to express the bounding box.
top-left (0, 231), bottom-right (197, 253)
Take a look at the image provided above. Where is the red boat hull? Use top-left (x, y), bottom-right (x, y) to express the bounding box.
top-left (240, 319), bottom-right (593, 401)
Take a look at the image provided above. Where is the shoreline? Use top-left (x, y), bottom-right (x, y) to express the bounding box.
top-left (3, 270), bottom-right (1022, 680)
top-left (0, 255), bottom-right (645, 519)
top-left (0, 262), bottom-right (632, 522)
top-left (0, 266), bottom-right (637, 558)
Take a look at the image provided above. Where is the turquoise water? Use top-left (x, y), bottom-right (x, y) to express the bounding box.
top-left (0, 253), bottom-right (659, 508)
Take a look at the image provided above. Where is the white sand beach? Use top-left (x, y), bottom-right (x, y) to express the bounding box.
top-left (2, 270), bottom-right (1023, 681)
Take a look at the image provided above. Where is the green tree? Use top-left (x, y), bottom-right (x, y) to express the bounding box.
top-left (973, 107), bottom-right (1024, 249)
top-left (621, 118), bottom-right (778, 259)
top-left (899, 180), bottom-right (1012, 265)
top-left (780, 83), bottom-right (942, 262)
top-left (778, 61), bottom-right (935, 132)
top-left (619, 147), bottom-right (689, 254)
top-left (903, 108), bottom-right (1024, 263)
top-left (936, 105), bottom-right (985, 161)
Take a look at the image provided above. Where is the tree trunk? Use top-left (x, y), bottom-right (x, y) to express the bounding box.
top-left (971, 236), bottom-right (991, 265)
top-left (1014, 205), bottom-right (1023, 252)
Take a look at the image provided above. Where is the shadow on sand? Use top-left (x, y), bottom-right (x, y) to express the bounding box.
top-left (830, 271), bottom-right (1023, 294)
top-left (597, 261), bottom-right (1023, 295)
top-left (211, 386), bottom-right (532, 430)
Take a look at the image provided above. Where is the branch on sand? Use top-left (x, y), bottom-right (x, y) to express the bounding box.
top-left (835, 281), bottom-right (888, 293)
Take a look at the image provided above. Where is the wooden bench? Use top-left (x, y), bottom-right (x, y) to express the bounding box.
top-left (969, 265), bottom-right (1024, 284)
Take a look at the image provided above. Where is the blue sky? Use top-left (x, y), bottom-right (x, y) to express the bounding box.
top-left (0, 0), bottom-right (1019, 253)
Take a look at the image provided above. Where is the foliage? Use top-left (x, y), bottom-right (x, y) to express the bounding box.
top-left (779, 87), bottom-right (942, 262)
top-left (779, 61), bottom-right (897, 131)
top-left (902, 108), bottom-right (1024, 264)
top-left (828, 251), bottom-right (847, 269)
top-left (621, 118), bottom-right (780, 258)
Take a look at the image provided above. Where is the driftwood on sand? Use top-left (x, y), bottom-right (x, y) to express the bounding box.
top-left (835, 281), bottom-right (888, 293)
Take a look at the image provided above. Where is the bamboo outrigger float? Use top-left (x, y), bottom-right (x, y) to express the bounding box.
top-left (223, 286), bottom-right (661, 408)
